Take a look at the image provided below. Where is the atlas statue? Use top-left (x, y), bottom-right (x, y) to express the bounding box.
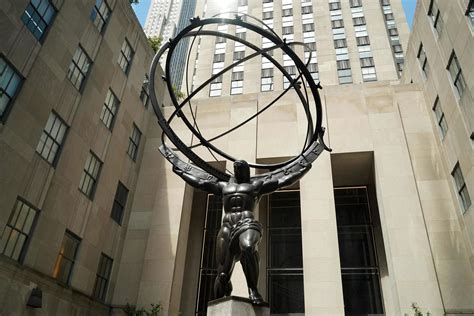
top-left (148, 13), bottom-right (331, 306)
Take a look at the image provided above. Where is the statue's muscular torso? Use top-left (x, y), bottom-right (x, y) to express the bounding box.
top-left (221, 181), bottom-right (262, 227)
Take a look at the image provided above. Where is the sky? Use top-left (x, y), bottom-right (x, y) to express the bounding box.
top-left (132, 0), bottom-right (417, 29)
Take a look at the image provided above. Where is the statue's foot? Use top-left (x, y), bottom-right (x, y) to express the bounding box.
top-left (249, 288), bottom-right (264, 305)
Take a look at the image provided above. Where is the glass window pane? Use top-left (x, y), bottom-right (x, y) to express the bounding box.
top-left (341, 273), bottom-right (384, 315)
top-left (268, 273), bottom-right (305, 313)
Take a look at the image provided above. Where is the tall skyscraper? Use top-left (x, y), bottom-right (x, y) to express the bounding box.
top-left (181, 0), bottom-right (410, 97)
top-left (144, 0), bottom-right (182, 40)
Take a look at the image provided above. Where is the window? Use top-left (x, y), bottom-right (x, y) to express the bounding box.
top-left (36, 111), bottom-right (68, 165)
top-left (282, 8), bottom-right (293, 16)
top-left (263, 11), bottom-right (273, 19)
top-left (350, 0), bottom-right (362, 7)
top-left (334, 39), bottom-right (347, 48)
top-left (417, 43), bottom-right (429, 77)
top-left (388, 28), bottom-right (398, 36)
top-left (362, 67), bottom-right (377, 82)
top-left (334, 187), bottom-right (384, 315)
top-left (282, 26), bottom-right (294, 34)
top-left (79, 152), bottom-right (102, 199)
top-left (301, 6), bottom-right (313, 14)
top-left (447, 51), bottom-right (466, 98)
top-left (384, 13), bottom-right (394, 21)
top-left (52, 230), bottom-right (80, 284)
top-left (393, 44), bottom-right (403, 53)
top-left (140, 74), bottom-right (149, 107)
top-left (261, 68), bottom-right (274, 91)
top-left (337, 60), bottom-right (352, 84)
top-left (267, 191), bottom-right (305, 314)
top-left (210, 76), bottom-right (222, 97)
top-left (100, 89), bottom-right (119, 130)
top-left (236, 32), bottom-right (246, 41)
top-left (233, 51), bottom-right (245, 61)
top-left (213, 53), bottom-right (225, 63)
top-left (21, 0), bottom-right (57, 41)
top-left (196, 195), bottom-right (223, 315)
top-left (127, 124), bottom-right (141, 161)
top-left (302, 23), bottom-right (314, 32)
top-left (67, 46), bottom-right (92, 91)
top-left (231, 79), bottom-right (243, 95)
top-left (215, 36), bottom-right (226, 44)
top-left (356, 36), bottom-right (370, 46)
top-left (332, 19), bottom-right (344, 29)
top-left (111, 182), bottom-right (129, 225)
top-left (432, 96), bottom-right (447, 138)
top-left (467, 0), bottom-right (474, 26)
top-left (90, 0), bottom-right (111, 33)
top-left (360, 57), bottom-right (374, 67)
top-left (329, 2), bottom-right (341, 10)
top-left (0, 56), bottom-right (23, 122)
top-left (93, 253), bottom-right (113, 301)
top-left (118, 39), bottom-right (134, 74)
top-left (305, 42), bottom-right (316, 52)
top-left (428, 0), bottom-right (443, 34)
top-left (0, 198), bottom-right (39, 262)
top-left (452, 163), bottom-right (471, 212)
top-left (353, 17), bottom-right (366, 25)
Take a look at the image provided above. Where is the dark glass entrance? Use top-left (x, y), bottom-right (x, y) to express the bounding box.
top-left (334, 187), bottom-right (384, 315)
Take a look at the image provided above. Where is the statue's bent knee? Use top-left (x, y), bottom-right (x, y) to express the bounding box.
top-left (218, 272), bottom-right (229, 283)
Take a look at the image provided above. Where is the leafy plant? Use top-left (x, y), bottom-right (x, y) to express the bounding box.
top-left (410, 302), bottom-right (430, 316)
top-left (148, 36), bottom-right (163, 53)
top-left (124, 303), bottom-right (162, 316)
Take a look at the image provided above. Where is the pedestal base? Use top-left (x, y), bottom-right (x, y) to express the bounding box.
top-left (207, 296), bottom-right (270, 316)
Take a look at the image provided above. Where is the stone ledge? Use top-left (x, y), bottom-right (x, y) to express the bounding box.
top-left (208, 296), bottom-right (270, 316)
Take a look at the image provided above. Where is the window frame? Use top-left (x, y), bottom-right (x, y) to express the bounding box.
top-left (127, 124), bottom-right (142, 161)
top-left (67, 46), bottom-right (93, 92)
top-left (21, 0), bottom-right (58, 42)
top-left (451, 163), bottom-right (471, 213)
top-left (432, 96), bottom-right (448, 139)
top-left (79, 151), bottom-right (103, 199)
top-left (90, 0), bottom-right (111, 34)
top-left (118, 39), bottom-right (134, 75)
top-left (111, 181), bottom-right (129, 225)
top-left (428, 0), bottom-right (443, 34)
top-left (446, 51), bottom-right (466, 98)
top-left (92, 253), bottom-right (113, 301)
top-left (417, 43), bottom-right (429, 77)
top-left (52, 230), bottom-right (81, 285)
top-left (139, 74), bottom-right (150, 107)
top-left (0, 197), bottom-right (40, 263)
top-left (466, 0), bottom-right (474, 27)
top-left (36, 110), bottom-right (69, 166)
top-left (0, 54), bottom-right (25, 123)
top-left (100, 89), bottom-right (120, 131)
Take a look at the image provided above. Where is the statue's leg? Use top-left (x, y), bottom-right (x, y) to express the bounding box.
top-left (214, 226), bottom-right (234, 298)
top-left (239, 229), bottom-right (264, 305)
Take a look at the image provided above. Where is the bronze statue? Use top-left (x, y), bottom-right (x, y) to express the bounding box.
top-left (149, 13), bottom-right (331, 308)
top-left (173, 159), bottom-right (311, 304)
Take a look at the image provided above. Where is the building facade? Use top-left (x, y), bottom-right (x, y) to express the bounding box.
top-left (401, 0), bottom-right (474, 313)
top-left (0, 0), bottom-right (161, 314)
top-left (1, 0), bottom-right (473, 316)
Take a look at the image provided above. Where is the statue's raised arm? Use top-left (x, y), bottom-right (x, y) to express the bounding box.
top-left (258, 141), bottom-right (324, 195)
top-left (160, 145), bottom-right (222, 195)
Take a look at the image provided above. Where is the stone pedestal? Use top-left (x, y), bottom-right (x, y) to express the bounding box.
top-left (207, 296), bottom-right (270, 316)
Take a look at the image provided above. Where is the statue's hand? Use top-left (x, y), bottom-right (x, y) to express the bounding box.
top-left (173, 166), bottom-right (183, 174)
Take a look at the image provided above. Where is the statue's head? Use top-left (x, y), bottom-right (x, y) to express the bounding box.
top-left (234, 160), bottom-right (250, 183)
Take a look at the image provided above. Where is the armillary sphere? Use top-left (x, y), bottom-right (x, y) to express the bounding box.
top-left (148, 13), bottom-right (331, 182)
